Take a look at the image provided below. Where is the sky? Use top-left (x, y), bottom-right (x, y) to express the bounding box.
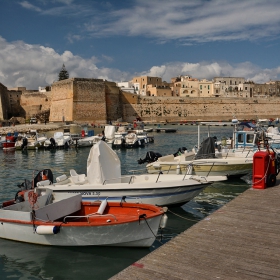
top-left (1, 0), bottom-right (280, 89)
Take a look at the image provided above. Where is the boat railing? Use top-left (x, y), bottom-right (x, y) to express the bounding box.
top-left (102, 175), bottom-right (136, 185)
top-left (63, 213), bottom-right (117, 223)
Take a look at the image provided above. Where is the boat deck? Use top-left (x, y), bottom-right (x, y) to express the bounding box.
top-left (110, 177), bottom-right (280, 279)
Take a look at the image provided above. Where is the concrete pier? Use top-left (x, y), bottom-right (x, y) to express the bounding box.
top-left (110, 180), bottom-right (280, 279)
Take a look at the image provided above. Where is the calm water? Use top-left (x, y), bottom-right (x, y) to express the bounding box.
top-left (0, 125), bottom-right (249, 279)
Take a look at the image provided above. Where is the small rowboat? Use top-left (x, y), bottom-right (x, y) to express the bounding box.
top-left (0, 188), bottom-right (166, 247)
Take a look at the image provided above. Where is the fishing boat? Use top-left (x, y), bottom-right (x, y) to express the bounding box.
top-left (0, 188), bottom-right (166, 247)
top-left (2, 133), bottom-right (16, 150)
top-left (30, 141), bottom-right (227, 207)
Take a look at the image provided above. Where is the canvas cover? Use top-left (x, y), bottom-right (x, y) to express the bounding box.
top-left (87, 141), bottom-right (121, 184)
top-left (267, 126), bottom-right (280, 134)
top-left (104, 125), bottom-right (116, 139)
top-left (195, 137), bottom-right (216, 159)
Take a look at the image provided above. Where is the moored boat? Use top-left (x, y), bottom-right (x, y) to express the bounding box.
top-left (2, 133), bottom-right (16, 150)
top-left (0, 188), bottom-right (166, 247)
top-left (32, 141), bottom-right (227, 206)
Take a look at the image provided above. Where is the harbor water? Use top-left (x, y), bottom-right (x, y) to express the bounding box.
top-left (0, 124), bottom-right (250, 279)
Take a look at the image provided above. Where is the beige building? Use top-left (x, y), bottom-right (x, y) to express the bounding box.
top-left (132, 76), bottom-right (163, 95)
top-left (146, 84), bottom-right (172, 97)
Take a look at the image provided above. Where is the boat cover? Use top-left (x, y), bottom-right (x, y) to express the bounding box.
top-left (195, 137), bottom-right (216, 159)
top-left (104, 125), bottom-right (116, 139)
top-left (87, 140), bottom-right (121, 184)
top-left (267, 126), bottom-right (280, 134)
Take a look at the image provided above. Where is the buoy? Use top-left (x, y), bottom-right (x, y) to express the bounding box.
top-left (96, 199), bottom-right (107, 215)
top-left (160, 214), bottom-right (168, 228)
top-left (36, 225), bottom-right (60, 235)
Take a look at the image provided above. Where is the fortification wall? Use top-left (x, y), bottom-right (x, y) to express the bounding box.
top-left (105, 82), bottom-right (122, 123)
top-left (0, 83), bottom-right (8, 120)
top-left (21, 92), bottom-right (51, 118)
top-left (121, 93), bottom-right (280, 122)
top-left (49, 78), bottom-right (108, 123)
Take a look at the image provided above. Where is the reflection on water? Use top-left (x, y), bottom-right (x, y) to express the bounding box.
top-left (0, 125), bottom-right (250, 279)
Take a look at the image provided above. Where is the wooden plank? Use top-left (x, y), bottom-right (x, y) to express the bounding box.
top-left (110, 182), bottom-right (280, 280)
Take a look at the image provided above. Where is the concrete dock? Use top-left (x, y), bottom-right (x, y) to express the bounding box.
top-left (110, 180), bottom-right (280, 279)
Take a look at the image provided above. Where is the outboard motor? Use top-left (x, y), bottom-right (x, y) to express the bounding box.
top-left (173, 147), bottom-right (187, 157)
top-left (21, 138), bottom-right (28, 150)
top-left (138, 151), bottom-right (162, 164)
top-left (49, 138), bottom-right (56, 148)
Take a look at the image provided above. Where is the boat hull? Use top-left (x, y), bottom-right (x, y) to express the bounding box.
top-left (2, 142), bottom-right (15, 150)
top-left (147, 160), bottom-right (253, 178)
top-left (0, 199), bottom-right (164, 247)
top-left (0, 215), bottom-right (161, 247)
top-left (41, 178), bottom-right (210, 207)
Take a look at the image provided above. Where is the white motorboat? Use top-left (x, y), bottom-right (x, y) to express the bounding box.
top-left (144, 120), bottom-right (255, 178)
top-left (0, 189), bottom-right (165, 247)
top-left (124, 132), bottom-right (145, 148)
top-left (145, 139), bottom-right (253, 178)
top-left (44, 131), bottom-right (72, 149)
top-left (77, 135), bottom-right (102, 147)
top-left (15, 130), bottom-right (47, 150)
top-left (33, 141), bottom-right (227, 207)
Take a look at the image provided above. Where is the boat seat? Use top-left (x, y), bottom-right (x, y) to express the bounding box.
top-left (158, 154), bottom-right (175, 162)
top-left (70, 169), bottom-right (86, 184)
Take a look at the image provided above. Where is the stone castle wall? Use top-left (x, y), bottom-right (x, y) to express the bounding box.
top-left (21, 92), bottom-right (51, 118)
top-left (121, 92), bottom-right (280, 122)
top-left (0, 83), bottom-right (8, 120)
top-left (50, 78), bottom-right (112, 123)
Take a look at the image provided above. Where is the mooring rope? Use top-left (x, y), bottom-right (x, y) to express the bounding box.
top-left (167, 208), bottom-right (201, 222)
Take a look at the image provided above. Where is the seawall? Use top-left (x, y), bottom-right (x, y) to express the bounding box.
top-left (121, 93), bottom-right (279, 122)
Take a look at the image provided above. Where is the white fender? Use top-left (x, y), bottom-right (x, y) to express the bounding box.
top-left (36, 225), bottom-right (60, 235)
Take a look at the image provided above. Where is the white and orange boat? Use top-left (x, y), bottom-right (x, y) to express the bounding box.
top-left (0, 188), bottom-right (166, 247)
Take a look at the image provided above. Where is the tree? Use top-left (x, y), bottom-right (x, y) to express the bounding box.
top-left (58, 64), bottom-right (69, 81)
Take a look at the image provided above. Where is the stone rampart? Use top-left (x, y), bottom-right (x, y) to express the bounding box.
top-left (50, 78), bottom-right (108, 123)
top-left (0, 83), bottom-right (8, 120)
top-left (21, 92), bottom-right (51, 118)
top-left (121, 93), bottom-right (280, 122)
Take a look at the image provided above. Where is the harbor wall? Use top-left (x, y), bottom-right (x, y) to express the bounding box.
top-left (121, 92), bottom-right (280, 122)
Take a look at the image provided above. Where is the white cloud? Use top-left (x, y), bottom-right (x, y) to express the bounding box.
top-left (85, 0), bottom-right (280, 43)
top-left (0, 37), bottom-right (128, 89)
top-left (19, 1), bottom-right (42, 12)
top-left (0, 37), bottom-right (279, 89)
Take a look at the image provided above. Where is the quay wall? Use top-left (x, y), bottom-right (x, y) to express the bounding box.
top-left (121, 92), bottom-right (280, 122)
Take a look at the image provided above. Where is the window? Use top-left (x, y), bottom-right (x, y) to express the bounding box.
top-left (208, 85), bottom-right (210, 90)
top-left (238, 134), bottom-right (244, 143)
top-left (200, 85), bottom-right (202, 90)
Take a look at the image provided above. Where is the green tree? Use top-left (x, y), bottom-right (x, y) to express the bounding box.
top-left (58, 64), bottom-right (69, 81)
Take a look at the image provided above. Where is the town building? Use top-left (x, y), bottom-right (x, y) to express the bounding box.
top-left (132, 76), bottom-right (163, 95)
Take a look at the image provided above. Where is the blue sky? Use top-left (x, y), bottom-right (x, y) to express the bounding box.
top-left (1, 0), bottom-right (280, 89)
